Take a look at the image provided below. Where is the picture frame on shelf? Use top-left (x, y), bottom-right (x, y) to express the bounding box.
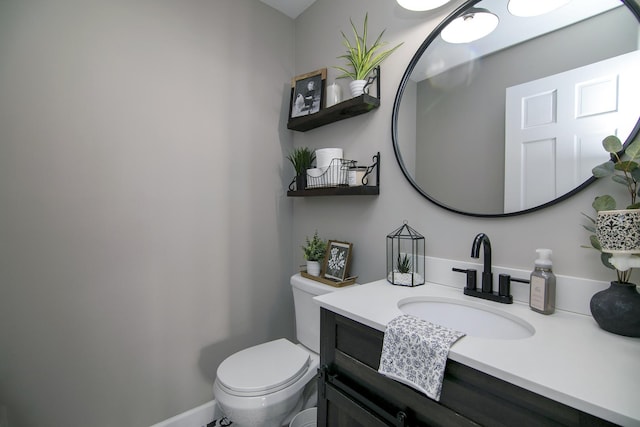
top-left (289, 68), bottom-right (326, 119)
top-left (323, 240), bottom-right (353, 282)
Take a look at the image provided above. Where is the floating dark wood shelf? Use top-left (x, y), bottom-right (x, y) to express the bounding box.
top-left (287, 185), bottom-right (379, 197)
top-left (287, 94), bottom-right (380, 132)
top-left (287, 152), bottom-right (380, 197)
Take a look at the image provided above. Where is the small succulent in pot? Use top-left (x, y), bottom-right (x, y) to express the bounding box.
top-left (388, 253), bottom-right (424, 286)
top-left (397, 253), bottom-right (412, 274)
top-left (582, 134), bottom-right (640, 283)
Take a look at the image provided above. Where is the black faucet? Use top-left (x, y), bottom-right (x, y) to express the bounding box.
top-left (471, 233), bottom-right (492, 293)
top-left (453, 233), bottom-right (513, 304)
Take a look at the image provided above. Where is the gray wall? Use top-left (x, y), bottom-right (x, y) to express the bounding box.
top-left (292, 0), bottom-right (638, 285)
top-left (0, 1), bottom-right (295, 426)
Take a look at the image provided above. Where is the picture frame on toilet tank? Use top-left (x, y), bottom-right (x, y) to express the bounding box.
top-left (323, 240), bottom-right (352, 282)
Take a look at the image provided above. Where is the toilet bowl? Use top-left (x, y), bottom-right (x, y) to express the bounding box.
top-left (212, 274), bottom-right (351, 427)
top-left (213, 339), bottom-right (318, 427)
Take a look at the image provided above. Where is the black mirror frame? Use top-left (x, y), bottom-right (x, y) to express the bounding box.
top-left (391, 0), bottom-right (640, 218)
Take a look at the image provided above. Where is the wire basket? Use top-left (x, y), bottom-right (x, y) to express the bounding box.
top-left (306, 158), bottom-right (356, 189)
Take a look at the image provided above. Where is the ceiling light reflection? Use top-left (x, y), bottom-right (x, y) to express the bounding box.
top-left (441, 8), bottom-right (499, 44)
top-left (397, 0), bottom-right (452, 12)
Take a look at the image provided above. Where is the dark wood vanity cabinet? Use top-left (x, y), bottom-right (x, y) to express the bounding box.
top-left (318, 309), bottom-right (617, 427)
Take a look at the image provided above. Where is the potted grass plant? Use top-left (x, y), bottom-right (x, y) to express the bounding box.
top-left (287, 147), bottom-right (315, 191)
top-left (334, 13), bottom-right (402, 97)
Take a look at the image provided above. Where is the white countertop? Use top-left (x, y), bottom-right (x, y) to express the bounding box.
top-left (314, 279), bottom-right (640, 426)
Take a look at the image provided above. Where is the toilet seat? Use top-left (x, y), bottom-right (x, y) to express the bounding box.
top-left (216, 339), bottom-right (311, 397)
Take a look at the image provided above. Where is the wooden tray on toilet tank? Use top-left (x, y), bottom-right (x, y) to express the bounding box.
top-left (300, 271), bottom-right (357, 288)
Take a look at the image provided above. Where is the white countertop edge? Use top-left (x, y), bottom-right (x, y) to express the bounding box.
top-left (313, 278), bottom-right (640, 426)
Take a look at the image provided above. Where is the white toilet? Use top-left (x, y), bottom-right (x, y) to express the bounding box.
top-left (213, 274), bottom-right (348, 427)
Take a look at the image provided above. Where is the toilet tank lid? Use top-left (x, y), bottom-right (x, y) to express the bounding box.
top-left (291, 273), bottom-right (350, 295)
top-left (216, 339), bottom-right (310, 396)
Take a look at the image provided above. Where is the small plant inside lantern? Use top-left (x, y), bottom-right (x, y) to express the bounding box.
top-left (387, 221), bottom-right (425, 286)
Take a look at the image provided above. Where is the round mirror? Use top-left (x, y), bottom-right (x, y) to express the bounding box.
top-left (392, 0), bottom-right (640, 217)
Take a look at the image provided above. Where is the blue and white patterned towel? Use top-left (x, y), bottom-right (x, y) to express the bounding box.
top-left (378, 314), bottom-right (465, 401)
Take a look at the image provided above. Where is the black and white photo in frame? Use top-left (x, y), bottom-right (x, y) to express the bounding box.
top-left (289, 68), bottom-right (326, 118)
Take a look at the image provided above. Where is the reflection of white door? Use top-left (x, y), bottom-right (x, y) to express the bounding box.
top-left (504, 50), bottom-right (640, 212)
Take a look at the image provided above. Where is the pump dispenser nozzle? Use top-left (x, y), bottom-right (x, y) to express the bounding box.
top-left (535, 249), bottom-right (553, 268)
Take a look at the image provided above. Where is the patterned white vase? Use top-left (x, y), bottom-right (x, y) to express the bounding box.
top-left (596, 209), bottom-right (640, 253)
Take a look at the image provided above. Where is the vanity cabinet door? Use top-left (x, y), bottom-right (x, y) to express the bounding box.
top-left (319, 309), bottom-right (477, 427)
top-left (318, 360), bottom-right (474, 427)
top-left (318, 309), bottom-right (618, 427)
top-left (320, 379), bottom-right (393, 427)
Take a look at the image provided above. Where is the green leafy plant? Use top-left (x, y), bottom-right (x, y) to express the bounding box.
top-left (397, 253), bottom-right (412, 274)
top-left (287, 147), bottom-right (315, 175)
top-left (590, 135), bottom-right (640, 211)
top-left (302, 231), bottom-right (327, 262)
top-left (582, 135), bottom-right (640, 283)
top-left (334, 13), bottom-right (403, 81)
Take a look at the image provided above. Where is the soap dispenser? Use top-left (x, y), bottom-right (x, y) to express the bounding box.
top-left (529, 249), bottom-right (556, 315)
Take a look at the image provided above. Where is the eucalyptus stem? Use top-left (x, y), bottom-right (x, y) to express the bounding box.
top-left (617, 268), bottom-right (632, 284)
top-left (622, 171), bottom-right (636, 206)
top-left (613, 151), bottom-right (637, 206)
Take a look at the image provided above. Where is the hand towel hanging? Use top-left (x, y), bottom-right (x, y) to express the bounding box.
top-left (378, 314), bottom-right (465, 401)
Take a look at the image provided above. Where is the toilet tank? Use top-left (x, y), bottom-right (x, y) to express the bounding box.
top-left (291, 274), bottom-right (350, 353)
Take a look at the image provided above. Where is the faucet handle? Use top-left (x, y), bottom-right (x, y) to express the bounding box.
top-left (498, 274), bottom-right (511, 297)
top-left (498, 274), bottom-right (530, 297)
top-left (452, 268), bottom-right (477, 291)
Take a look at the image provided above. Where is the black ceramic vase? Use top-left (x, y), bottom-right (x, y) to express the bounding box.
top-left (590, 281), bottom-right (640, 337)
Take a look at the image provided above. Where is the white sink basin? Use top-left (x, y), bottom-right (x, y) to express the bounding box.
top-left (398, 297), bottom-right (535, 340)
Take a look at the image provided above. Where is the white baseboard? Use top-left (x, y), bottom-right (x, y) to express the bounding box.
top-left (150, 400), bottom-right (219, 427)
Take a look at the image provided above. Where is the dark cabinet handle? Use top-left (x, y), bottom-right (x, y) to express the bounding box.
top-left (396, 411), bottom-right (407, 427)
top-left (321, 365), bottom-right (411, 427)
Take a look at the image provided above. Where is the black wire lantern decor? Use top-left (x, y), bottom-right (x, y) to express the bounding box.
top-left (387, 221), bottom-right (425, 287)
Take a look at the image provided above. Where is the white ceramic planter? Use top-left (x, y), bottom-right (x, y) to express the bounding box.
top-left (349, 79), bottom-right (368, 97)
top-left (306, 260), bottom-right (321, 276)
